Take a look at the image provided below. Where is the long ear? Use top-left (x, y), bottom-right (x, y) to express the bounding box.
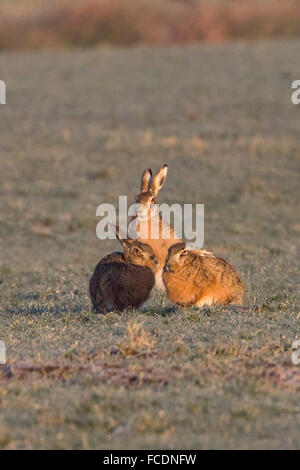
top-left (110, 222), bottom-right (131, 249)
top-left (141, 168), bottom-right (152, 193)
top-left (149, 164), bottom-right (168, 197)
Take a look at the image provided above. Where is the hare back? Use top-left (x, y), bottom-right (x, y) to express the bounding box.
top-left (163, 255), bottom-right (244, 306)
top-left (89, 252), bottom-right (125, 310)
top-left (202, 256), bottom-right (243, 288)
top-left (193, 255), bottom-right (244, 305)
top-left (89, 262), bottom-right (155, 312)
top-left (99, 252), bottom-right (126, 264)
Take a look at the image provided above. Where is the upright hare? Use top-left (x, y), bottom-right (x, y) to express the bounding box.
top-left (133, 164), bottom-right (181, 290)
top-left (163, 243), bottom-right (244, 307)
top-left (89, 229), bottom-right (158, 313)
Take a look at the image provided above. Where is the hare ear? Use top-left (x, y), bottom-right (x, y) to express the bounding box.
top-left (110, 222), bottom-right (132, 248)
top-left (149, 164), bottom-right (168, 197)
top-left (141, 168), bottom-right (152, 193)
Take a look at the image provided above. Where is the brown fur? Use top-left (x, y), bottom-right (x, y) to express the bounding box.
top-left (163, 243), bottom-right (244, 307)
top-left (98, 251), bottom-right (126, 265)
top-left (133, 165), bottom-right (181, 290)
top-left (89, 237), bottom-right (158, 314)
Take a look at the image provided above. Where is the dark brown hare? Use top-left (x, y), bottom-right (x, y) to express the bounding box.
top-left (89, 228), bottom-right (158, 314)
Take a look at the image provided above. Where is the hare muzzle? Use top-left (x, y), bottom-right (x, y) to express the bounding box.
top-left (163, 263), bottom-right (173, 273)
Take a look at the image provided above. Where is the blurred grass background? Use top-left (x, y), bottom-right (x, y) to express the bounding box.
top-left (1, 0), bottom-right (300, 51)
top-left (1, 0), bottom-right (300, 451)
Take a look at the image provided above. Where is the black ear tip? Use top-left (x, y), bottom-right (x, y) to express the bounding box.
top-left (163, 164), bottom-right (168, 168)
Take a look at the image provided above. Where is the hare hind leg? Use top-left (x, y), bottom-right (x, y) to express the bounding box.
top-left (98, 276), bottom-right (118, 312)
top-left (92, 290), bottom-right (108, 314)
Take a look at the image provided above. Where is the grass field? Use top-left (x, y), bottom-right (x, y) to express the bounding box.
top-left (0, 40), bottom-right (300, 449)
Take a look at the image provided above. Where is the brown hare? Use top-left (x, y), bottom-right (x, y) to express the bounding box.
top-left (133, 164), bottom-right (181, 290)
top-left (163, 243), bottom-right (244, 307)
top-left (89, 229), bottom-right (158, 313)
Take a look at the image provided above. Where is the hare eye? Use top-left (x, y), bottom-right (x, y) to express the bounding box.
top-left (133, 248), bottom-right (140, 255)
top-left (181, 250), bottom-right (188, 256)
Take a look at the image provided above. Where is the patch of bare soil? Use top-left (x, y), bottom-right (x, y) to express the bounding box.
top-left (0, 361), bottom-right (174, 387)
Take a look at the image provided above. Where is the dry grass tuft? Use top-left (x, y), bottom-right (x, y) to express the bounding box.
top-left (118, 321), bottom-right (157, 357)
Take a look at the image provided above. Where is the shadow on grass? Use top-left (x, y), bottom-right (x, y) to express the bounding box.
top-left (5, 303), bottom-right (89, 317)
top-left (137, 302), bottom-right (257, 318)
